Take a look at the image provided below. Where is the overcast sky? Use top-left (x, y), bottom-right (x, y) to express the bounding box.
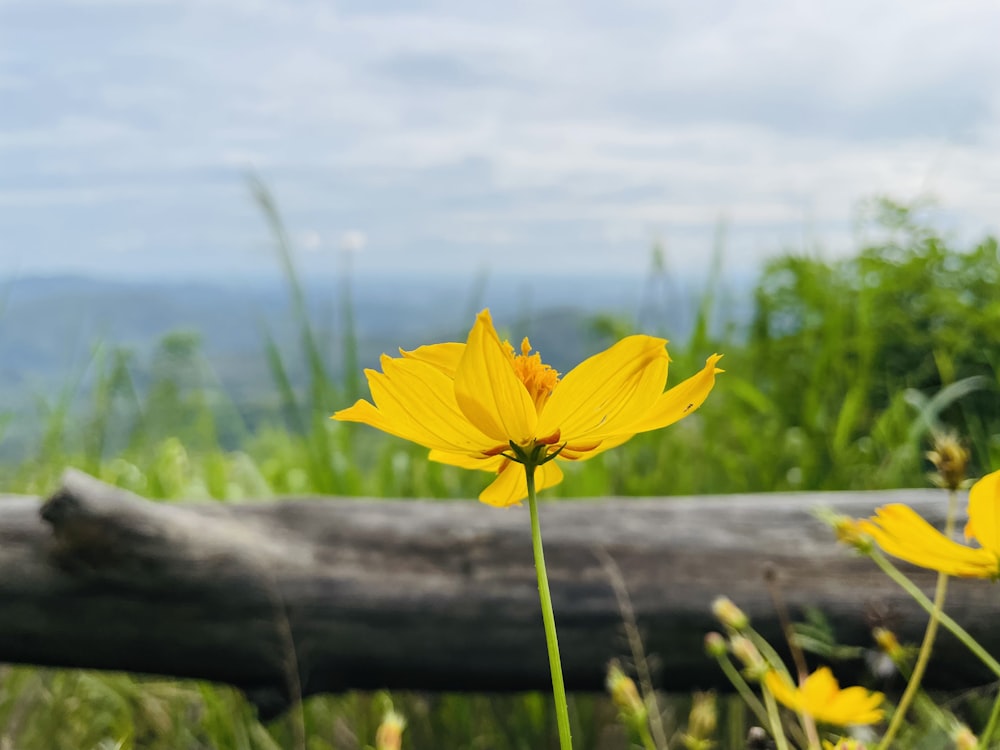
top-left (1, 0), bottom-right (998, 282)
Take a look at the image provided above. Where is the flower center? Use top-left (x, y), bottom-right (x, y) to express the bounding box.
top-left (508, 337), bottom-right (560, 413)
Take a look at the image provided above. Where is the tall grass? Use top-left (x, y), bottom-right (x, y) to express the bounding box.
top-left (0, 197), bottom-right (997, 748)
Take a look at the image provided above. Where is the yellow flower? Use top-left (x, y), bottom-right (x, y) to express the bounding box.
top-left (334, 309), bottom-right (723, 506)
top-left (764, 668), bottom-right (884, 726)
top-left (859, 469), bottom-right (1000, 578)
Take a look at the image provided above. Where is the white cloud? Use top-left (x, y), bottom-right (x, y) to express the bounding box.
top-left (1, 0), bottom-right (998, 279)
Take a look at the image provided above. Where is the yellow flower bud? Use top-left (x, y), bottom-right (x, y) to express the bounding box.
top-left (730, 636), bottom-right (766, 679)
top-left (832, 516), bottom-right (874, 553)
top-left (686, 691), bottom-right (717, 739)
top-left (872, 627), bottom-right (903, 661)
top-left (375, 709), bottom-right (406, 750)
top-left (606, 661), bottom-right (647, 724)
top-left (711, 596), bottom-right (749, 631)
top-left (953, 725), bottom-right (978, 750)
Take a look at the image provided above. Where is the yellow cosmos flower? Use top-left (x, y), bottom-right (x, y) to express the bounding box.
top-left (333, 309), bottom-right (723, 506)
top-left (859, 469), bottom-right (1000, 578)
top-left (764, 668), bottom-right (884, 727)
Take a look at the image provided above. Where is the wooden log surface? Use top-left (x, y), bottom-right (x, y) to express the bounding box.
top-left (0, 470), bottom-right (993, 716)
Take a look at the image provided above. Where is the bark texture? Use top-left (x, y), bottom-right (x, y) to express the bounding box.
top-left (0, 470), bottom-right (989, 716)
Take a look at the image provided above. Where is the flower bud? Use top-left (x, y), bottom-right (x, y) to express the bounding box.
top-left (927, 432), bottom-right (969, 491)
top-left (872, 627), bottom-right (903, 661)
top-left (711, 596), bottom-right (749, 631)
top-left (375, 709), bottom-right (406, 750)
top-left (832, 516), bottom-right (874, 553)
top-left (686, 691), bottom-right (717, 739)
top-left (704, 631), bottom-right (727, 658)
top-left (953, 725), bottom-right (977, 750)
top-left (606, 661), bottom-right (647, 724)
top-left (730, 636), bottom-right (766, 679)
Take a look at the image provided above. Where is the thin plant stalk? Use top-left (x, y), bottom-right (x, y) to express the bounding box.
top-left (525, 464), bottom-right (573, 750)
top-left (761, 688), bottom-right (792, 750)
top-left (596, 549), bottom-right (669, 750)
top-left (980, 692), bottom-right (1000, 749)
top-left (876, 489), bottom-right (958, 750)
top-left (869, 550), bottom-right (1000, 678)
top-left (713, 655), bottom-right (771, 730)
top-left (745, 630), bottom-right (794, 684)
top-left (765, 569), bottom-right (820, 749)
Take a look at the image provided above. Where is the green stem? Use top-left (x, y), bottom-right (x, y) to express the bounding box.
top-left (713, 656), bottom-right (771, 730)
top-left (763, 576), bottom-right (821, 750)
top-left (877, 573), bottom-right (947, 749)
top-left (885, 650), bottom-right (954, 734)
top-left (762, 688), bottom-right (792, 750)
top-left (870, 549), bottom-right (1000, 679)
top-left (876, 491), bottom-right (957, 750)
top-left (746, 629), bottom-right (794, 683)
top-left (981, 694), bottom-right (1000, 750)
top-left (525, 464), bottom-right (573, 750)
top-left (975, 699), bottom-right (1000, 750)
top-left (636, 723), bottom-right (658, 750)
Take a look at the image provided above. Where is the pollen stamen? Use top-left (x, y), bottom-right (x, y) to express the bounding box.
top-left (508, 337), bottom-right (560, 412)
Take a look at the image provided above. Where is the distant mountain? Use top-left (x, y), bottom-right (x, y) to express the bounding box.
top-left (0, 269), bottom-right (752, 411)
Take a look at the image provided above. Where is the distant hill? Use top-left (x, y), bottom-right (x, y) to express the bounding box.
top-left (0, 270), bottom-right (751, 457)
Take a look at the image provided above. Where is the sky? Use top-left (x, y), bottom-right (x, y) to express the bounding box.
top-left (1, 0), bottom-right (999, 282)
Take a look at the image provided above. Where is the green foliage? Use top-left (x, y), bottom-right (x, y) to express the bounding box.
top-left (743, 198), bottom-right (999, 489)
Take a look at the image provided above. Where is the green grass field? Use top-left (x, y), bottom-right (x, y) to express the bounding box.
top-left (1, 197), bottom-right (998, 748)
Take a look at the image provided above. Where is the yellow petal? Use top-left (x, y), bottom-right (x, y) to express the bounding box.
top-left (400, 342), bottom-right (466, 377)
top-left (764, 671), bottom-right (801, 712)
top-left (334, 356), bottom-right (494, 453)
top-left (766, 668), bottom-right (884, 727)
top-left (559, 433), bottom-right (633, 461)
top-left (621, 353), bottom-right (723, 433)
top-left (568, 352), bottom-right (723, 455)
top-left (454, 310), bottom-right (537, 444)
top-left (828, 686), bottom-right (885, 725)
top-left (968, 469), bottom-right (1000, 554)
top-left (479, 460), bottom-right (565, 507)
top-left (799, 667), bottom-right (838, 706)
top-left (428, 449), bottom-right (505, 472)
top-left (862, 504), bottom-right (998, 578)
top-left (537, 335), bottom-right (669, 441)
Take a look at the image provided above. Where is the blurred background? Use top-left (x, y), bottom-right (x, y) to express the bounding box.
top-left (3, 1), bottom-right (999, 279)
top-left (1, 0), bottom-right (998, 477)
top-left (1, 2), bottom-right (1000, 748)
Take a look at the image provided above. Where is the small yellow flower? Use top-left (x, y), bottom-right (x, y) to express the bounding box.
top-left (859, 469), bottom-right (1000, 578)
top-left (334, 309), bottom-right (723, 506)
top-left (764, 668), bottom-right (884, 727)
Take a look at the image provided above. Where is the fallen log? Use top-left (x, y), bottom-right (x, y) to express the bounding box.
top-left (0, 470), bottom-right (991, 716)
